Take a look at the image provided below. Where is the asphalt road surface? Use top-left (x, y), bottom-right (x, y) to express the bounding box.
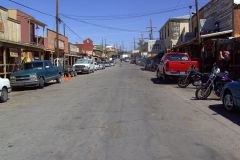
top-left (1, 64), bottom-right (240, 160)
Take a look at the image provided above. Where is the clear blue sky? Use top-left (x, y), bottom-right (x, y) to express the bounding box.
top-left (2, 0), bottom-right (208, 50)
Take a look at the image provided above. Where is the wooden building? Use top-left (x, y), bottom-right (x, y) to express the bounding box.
top-left (174, 0), bottom-right (240, 74)
top-left (0, 6), bottom-right (46, 78)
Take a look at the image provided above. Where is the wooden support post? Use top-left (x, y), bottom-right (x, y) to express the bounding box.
top-left (3, 47), bottom-right (6, 78)
top-left (41, 51), bottom-right (44, 60)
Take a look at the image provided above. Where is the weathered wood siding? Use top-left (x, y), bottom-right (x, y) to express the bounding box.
top-left (203, 0), bottom-right (233, 32)
top-left (0, 7), bottom-right (8, 40)
top-left (7, 19), bottom-right (21, 43)
top-left (0, 7), bottom-right (21, 43)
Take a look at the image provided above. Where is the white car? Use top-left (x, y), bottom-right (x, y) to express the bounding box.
top-left (94, 62), bottom-right (100, 70)
top-left (73, 59), bottom-right (95, 74)
top-left (0, 78), bottom-right (11, 103)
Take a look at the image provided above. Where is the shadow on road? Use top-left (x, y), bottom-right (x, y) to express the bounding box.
top-left (209, 104), bottom-right (240, 126)
top-left (150, 78), bottom-right (177, 85)
top-left (174, 86), bottom-right (197, 89)
top-left (191, 97), bottom-right (220, 101)
top-left (140, 68), bottom-right (155, 72)
top-left (12, 83), bottom-right (55, 92)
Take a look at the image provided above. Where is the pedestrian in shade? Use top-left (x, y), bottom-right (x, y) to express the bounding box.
top-left (218, 48), bottom-right (231, 72)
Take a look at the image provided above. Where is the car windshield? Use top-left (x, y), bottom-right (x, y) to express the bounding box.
top-left (75, 59), bottom-right (89, 64)
top-left (166, 54), bottom-right (189, 61)
top-left (24, 62), bottom-right (43, 70)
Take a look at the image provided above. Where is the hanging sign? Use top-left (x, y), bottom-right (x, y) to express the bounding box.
top-left (9, 48), bottom-right (18, 58)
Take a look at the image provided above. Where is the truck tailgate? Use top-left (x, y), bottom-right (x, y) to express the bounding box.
top-left (167, 61), bottom-right (199, 72)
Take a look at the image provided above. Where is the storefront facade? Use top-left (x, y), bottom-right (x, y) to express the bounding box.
top-left (0, 6), bottom-right (46, 78)
top-left (47, 29), bottom-right (69, 59)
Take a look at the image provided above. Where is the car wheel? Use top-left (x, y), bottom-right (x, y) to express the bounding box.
top-left (39, 77), bottom-right (45, 88)
top-left (162, 70), bottom-right (169, 82)
top-left (0, 87), bottom-right (8, 103)
top-left (223, 92), bottom-right (235, 112)
top-left (70, 72), bottom-right (74, 77)
top-left (87, 69), bottom-right (90, 74)
top-left (56, 74), bottom-right (63, 83)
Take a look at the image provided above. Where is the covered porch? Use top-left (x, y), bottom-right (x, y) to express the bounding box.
top-left (0, 39), bottom-right (45, 78)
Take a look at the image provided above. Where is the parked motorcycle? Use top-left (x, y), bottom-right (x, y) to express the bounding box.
top-left (195, 65), bottom-right (232, 100)
top-left (178, 65), bottom-right (209, 88)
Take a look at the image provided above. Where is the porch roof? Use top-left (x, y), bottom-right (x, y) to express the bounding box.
top-left (30, 19), bottom-right (46, 27)
top-left (201, 30), bottom-right (233, 39)
top-left (0, 39), bottom-right (45, 51)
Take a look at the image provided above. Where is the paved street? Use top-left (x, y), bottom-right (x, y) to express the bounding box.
top-left (1, 64), bottom-right (240, 160)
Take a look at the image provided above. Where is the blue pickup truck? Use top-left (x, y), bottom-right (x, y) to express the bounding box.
top-left (10, 60), bottom-right (63, 88)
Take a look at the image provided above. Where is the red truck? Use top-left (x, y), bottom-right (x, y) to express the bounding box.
top-left (156, 52), bottom-right (200, 80)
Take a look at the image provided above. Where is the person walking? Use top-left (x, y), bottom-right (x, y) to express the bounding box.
top-left (120, 59), bottom-right (123, 67)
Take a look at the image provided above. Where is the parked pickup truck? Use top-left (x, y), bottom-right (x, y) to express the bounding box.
top-left (73, 59), bottom-right (95, 74)
top-left (157, 52), bottom-right (199, 80)
top-left (54, 58), bottom-right (77, 77)
top-left (0, 77), bottom-right (11, 102)
top-left (10, 60), bottom-right (63, 88)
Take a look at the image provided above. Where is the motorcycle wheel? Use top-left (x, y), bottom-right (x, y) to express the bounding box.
top-left (195, 87), bottom-right (212, 100)
top-left (178, 77), bottom-right (190, 88)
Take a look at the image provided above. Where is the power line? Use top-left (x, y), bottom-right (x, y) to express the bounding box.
top-left (61, 20), bottom-right (83, 40)
top-left (61, 5), bottom-right (191, 21)
top-left (8, 0), bottom-right (55, 18)
top-left (175, 0), bottom-right (183, 8)
top-left (60, 14), bottom-right (146, 33)
top-left (8, 0), bottom-right (82, 42)
top-left (146, 18), bottom-right (156, 40)
top-left (7, 0), bottom-right (146, 33)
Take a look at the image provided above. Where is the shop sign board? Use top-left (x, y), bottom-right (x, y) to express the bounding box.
top-left (9, 48), bottom-right (18, 58)
top-left (55, 40), bottom-right (65, 50)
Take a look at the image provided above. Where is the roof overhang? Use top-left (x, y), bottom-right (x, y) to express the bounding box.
top-left (30, 19), bottom-right (46, 27)
top-left (201, 30), bottom-right (233, 39)
top-left (0, 39), bottom-right (45, 51)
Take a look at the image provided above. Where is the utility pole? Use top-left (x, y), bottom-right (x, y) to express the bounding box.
top-left (63, 23), bottom-right (66, 37)
top-left (147, 18), bottom-right (156, 40)
top-left (139, 33), bottom-right (145, 53)
top-left (141, 33), bottom-right (144, 42)
top-left (105, 39), bottom-right (107, 58)
top-left (189, 5), bottom-right (193, 33)
top-left (56, 0), bottom-right (59, 58)
top-left (195, 0), bottom-right (201, 44)
top-left (133, 38), bottom-right (136, 50)
top-left (121, 41), bottom-right (124, 53)
top-left (101, 38), bottom-right (104, 56)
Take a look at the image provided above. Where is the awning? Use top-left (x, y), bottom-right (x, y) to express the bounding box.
top-left (201, 30), bottom-right (233, 39)
top-left (0, 39), bottom-right (45, 51)
top-left (30, 19), bottom-right (46, 27)
top-left (174, 38), bottom-right (198, 49)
